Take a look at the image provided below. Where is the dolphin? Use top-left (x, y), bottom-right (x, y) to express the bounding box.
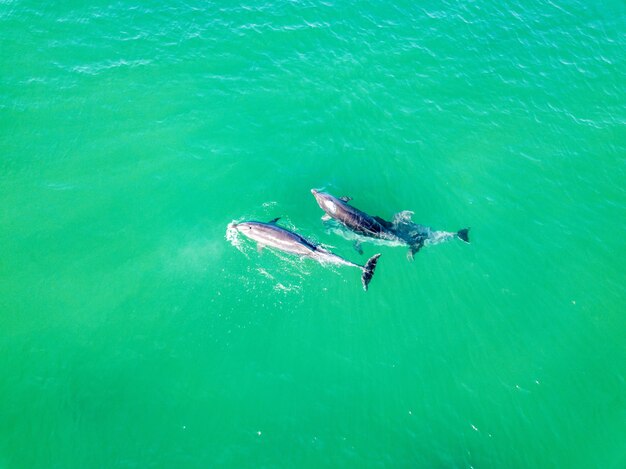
top-left (229, 218), bottom-right (381, 291)
top-left (311, 189), bottom-right (469, 259)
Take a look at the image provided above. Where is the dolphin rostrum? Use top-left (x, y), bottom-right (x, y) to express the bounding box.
top-left (311, 189), bottom-right (469, 259)
top-left (229, 218), bottom-right (381, 291)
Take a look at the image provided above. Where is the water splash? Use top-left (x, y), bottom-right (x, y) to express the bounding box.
top-left (390, 211), bottom-right (458, 247)
top-left (225, 220), bottom-right (245, 254)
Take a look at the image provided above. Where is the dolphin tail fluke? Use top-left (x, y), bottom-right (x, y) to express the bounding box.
top-left (457, 228), bottom-right (470, 243)
top-left (361, 254), bottom-right (381, 291)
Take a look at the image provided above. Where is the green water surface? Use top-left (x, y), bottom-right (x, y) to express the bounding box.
top-left (1, 0), bottom-right (625, 467)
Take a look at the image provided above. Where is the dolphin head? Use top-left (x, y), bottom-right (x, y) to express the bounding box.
top-left (233, 221), bottom-right (255, 234)
top-left (311, 188), bottom-right (338, 214)
top-left (311, 188), bottom-right (329, 205)
top-left (232, 221), bottom-right (264, 243)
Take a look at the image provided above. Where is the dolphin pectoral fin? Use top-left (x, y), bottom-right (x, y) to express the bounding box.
top-left (268, 217), bottom-right (281, 224)
top-left (353, 240), bottom-right (363, 255)
top-left (321, 214), bottom-right (331, 222)
top-left (407, 243), bottom-right (422, 261)
top-left (257, 243), bottom-right (265, 253)
top-left (340, 196), bottom-right (352, 203)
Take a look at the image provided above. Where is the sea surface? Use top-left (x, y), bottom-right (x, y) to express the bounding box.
top-left (1, 0), bottom-right (625, 467)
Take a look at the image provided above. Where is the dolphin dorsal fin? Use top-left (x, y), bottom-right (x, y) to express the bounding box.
top-left (268, 217), bottom-right (281, 224)
top-left (340, 196), bottom-right (352, 203)
top-left (373, 216), bottom-right (393, 229)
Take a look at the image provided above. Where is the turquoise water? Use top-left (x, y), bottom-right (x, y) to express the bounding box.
top-left (1, 0), bottom-right (625, 467)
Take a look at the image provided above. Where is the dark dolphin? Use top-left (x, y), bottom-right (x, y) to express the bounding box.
top-left (311, 189), bottom-right (469, 259)
top-left (230, 218), bottom-right (381, 291)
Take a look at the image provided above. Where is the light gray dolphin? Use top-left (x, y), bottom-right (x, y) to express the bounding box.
top-left (311, 189), bottom-right (469, 259)
top-left (230, 218), bottom-right (381, 291)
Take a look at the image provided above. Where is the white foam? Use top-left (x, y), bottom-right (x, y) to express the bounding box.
top-left (225, 221), bottom-right (246, 254)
